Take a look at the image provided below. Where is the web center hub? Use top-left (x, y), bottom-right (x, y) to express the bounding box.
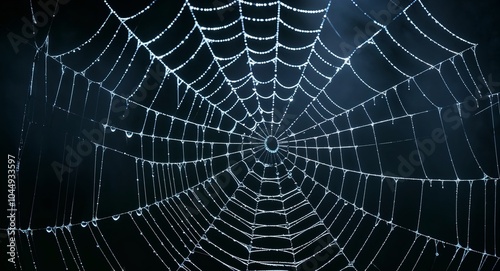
top-left (264, 136), bottom-right (279, 153)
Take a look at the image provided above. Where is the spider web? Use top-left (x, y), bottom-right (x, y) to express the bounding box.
top-left (8, 0), bottom-right (500, 270)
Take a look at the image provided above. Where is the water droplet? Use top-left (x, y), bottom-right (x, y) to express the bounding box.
top-left (112, 215), bottom-right (120, 221)
top-left (92, 220), bottom-right (97, 227)
top-left (110, 126), bottom-right (116, 132)
top-left (81, 222), bottom-right (88, 228)
top-left (136, 209), bottom-right (142, 216)
top-left (126, 131), bottom-right (133, 138)
top-left (46, 226), bottom-right (52, 233)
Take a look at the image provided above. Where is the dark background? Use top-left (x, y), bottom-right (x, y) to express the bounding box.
top-left (1, 0), bottom-right (499, 270)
